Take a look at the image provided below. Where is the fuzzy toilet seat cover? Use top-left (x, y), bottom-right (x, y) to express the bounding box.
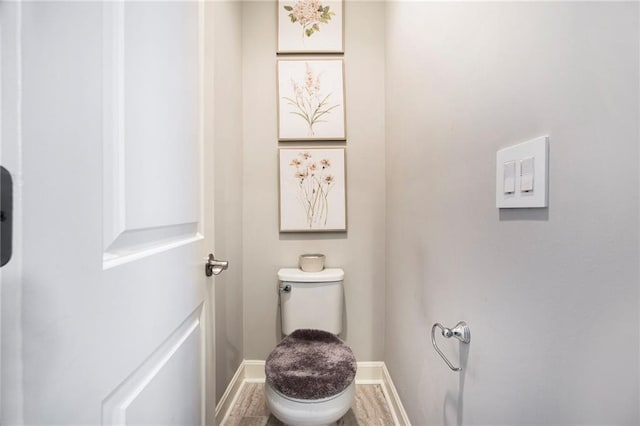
top-left (265, 329), bottom-right (357, 400)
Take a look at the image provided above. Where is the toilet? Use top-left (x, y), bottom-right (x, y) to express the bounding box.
top-left (265, 268), bottom-right (356, 426)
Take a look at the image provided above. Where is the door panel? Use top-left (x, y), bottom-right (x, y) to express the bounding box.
top-left (102, 305), bottom-right (205, 426)
top-left (124, 328), bottom-right (202, 426)
top-left (123, 1), bottom-right (200, 231)
top-left (103, 1), bottom-right (204, 267)
top-left (0, 1), bottom-right (26, 422)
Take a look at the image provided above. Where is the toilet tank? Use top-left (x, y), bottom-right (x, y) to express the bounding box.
top-left (278, 268), bottom-right (345, 335)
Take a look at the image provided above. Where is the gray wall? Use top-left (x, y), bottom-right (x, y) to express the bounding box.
top-left (384, 2), bottom-right (639, 425)
top-left (241, 1), bottom-right (386, 361)
top-left (213, 1), bottom-right (244, 404)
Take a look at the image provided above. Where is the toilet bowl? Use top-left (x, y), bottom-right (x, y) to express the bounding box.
top-left (265, 328), bottom-right (357, 426)
top-left (266, 380), bottom-right (355, 426)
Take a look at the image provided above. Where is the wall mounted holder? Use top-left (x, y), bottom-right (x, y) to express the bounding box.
top-left (431, 321), bottom-right (471, 372)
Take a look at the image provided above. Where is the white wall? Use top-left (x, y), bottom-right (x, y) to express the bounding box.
top-left (212, 1), bottom-right (244, 404)
top-left (241, 1), bottom-right (386, 361)
top-left (384, 2), bottom-right (639, 425)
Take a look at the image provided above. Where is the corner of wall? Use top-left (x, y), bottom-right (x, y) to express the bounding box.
top-left (212, 0), bottom-right (245, 404)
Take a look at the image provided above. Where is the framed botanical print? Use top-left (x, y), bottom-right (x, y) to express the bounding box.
top-left (279, 148), bottom-right (347, 232)
top-left (277, 0), bottom-right (344, 54)
top-left (277, 59), bottom-right (346, 141)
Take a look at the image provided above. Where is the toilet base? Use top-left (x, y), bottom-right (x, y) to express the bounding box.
top-left (265, 381), bottom-right (355, 426)
top-left (284, 424), bottom-right (335, 426)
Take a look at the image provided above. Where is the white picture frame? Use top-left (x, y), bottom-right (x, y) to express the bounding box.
top-left (277, 59), bottom-right (346, 141)
top-left (277, 0), bottom-right (344, 54)
top-left (279, 148), bottom-right (347, 232)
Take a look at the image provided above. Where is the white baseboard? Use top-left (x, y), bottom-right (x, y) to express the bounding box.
top-left (380, 363), bottom-right (411, 426)
top-left (214, 362), bottom-right (247, 426)
top-left (354, 361), bottom-right (385, 383)
top-left (242, 360), bottom-right (266, 382)
top-left (216, 360), bottom-right (410, 426)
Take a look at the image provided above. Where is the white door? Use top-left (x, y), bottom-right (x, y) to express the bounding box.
top-left (1, 1), bottom-right (217, 424)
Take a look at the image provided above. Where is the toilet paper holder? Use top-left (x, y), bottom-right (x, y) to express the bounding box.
top-left (431, 321), bottom-right (471, 372)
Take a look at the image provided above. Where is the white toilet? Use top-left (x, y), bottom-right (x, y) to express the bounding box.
top-left (265, 268), bottom-right (356, 426)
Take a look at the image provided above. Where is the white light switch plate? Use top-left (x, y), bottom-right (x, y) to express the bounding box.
top-left (496, 136), bottom-right (549, 208)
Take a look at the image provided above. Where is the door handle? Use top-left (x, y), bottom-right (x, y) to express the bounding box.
top-left (205, 253), bottom-right (229, 277)
top-left (1, 166), bottom-right (13, 267)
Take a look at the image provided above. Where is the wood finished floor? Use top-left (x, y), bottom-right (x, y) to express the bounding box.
top-left (222, 383), bottom-right (396, 426)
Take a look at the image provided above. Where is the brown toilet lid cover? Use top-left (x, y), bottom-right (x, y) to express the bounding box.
top-left (265, 329), bottom-right (357, 400)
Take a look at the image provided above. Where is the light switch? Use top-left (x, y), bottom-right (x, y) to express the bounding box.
top-left (496, 135), bottom-right (548, 208)
top-left (520, 157), bottom-right (534, 192)
top-left (503, 161), bottom-right (515, 194)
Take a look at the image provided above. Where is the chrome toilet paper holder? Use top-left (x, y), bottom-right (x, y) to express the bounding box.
top-left (431, 321), bottom-right (471, 372)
